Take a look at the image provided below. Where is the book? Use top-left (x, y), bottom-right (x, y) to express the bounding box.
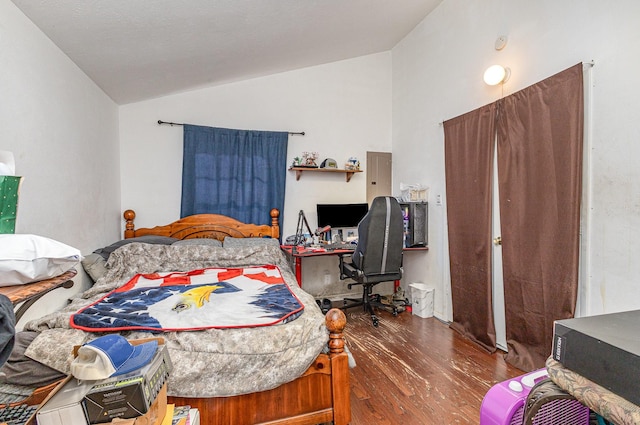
top-left (172, 405), bottom-right (190, 425)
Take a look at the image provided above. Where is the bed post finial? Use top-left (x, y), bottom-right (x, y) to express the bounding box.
top-left (123, 209), bottom-right (136, 239)
top-left (270, 208), bottom-right (280, 239)
top-left (325, 308), bottom-right (346, 354)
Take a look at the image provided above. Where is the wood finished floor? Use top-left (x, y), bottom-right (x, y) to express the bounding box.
top-left (343, 309), bottom-right (524, 425)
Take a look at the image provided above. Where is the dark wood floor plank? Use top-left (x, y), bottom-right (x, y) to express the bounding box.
top-left (344, 309), bottom-right (524, 424)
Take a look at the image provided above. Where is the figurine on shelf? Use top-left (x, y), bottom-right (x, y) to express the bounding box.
top-left (345, 156), bottom-right (360, 171)
top-left (292, 156), bottom-right (302, 167)
top-left (302, 151), bottom-right (319, 168)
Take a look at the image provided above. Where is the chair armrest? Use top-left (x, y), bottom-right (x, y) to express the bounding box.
top-left (338, 254), bottom-right (347, 279)
top-left (338, 255), bottom-right (359, 280)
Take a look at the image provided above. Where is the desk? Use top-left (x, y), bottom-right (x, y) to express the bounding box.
top-left (0, 269), bottom-right (76, 321)
top-left (281, 246), bottom-right (428, 287)
top-left (281, 246), bottom-right (353, 287)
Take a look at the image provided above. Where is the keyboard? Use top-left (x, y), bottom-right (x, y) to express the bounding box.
top-left (0, 403), bottom-right (38, 425)
top-left (325, 243), bottom-right (357, 251)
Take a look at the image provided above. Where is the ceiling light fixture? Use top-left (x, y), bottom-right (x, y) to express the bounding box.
top-left (483, 65), bottom-right (511, 86)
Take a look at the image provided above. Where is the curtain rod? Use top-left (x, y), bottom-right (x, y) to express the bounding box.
top-left (157, 120), bottom-right (305, 136)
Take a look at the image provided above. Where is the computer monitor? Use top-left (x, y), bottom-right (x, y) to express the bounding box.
top-left (316, 203), bottom-right (369, 229)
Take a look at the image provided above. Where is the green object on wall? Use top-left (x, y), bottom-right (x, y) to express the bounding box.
top-left (0, 176), bottom-right (22, 234)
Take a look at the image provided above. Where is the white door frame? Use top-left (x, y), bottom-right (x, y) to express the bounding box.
top-left (492, 141), bottom-right (507, 351)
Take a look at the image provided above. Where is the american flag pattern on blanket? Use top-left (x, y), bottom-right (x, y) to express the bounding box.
top-left (70, 265), bottom-right (304, 331)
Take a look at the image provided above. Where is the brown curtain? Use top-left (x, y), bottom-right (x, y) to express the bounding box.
top-left (496, 63), bottom-right (584, 370)
top-left (444, 103), bottom-right (497, 353)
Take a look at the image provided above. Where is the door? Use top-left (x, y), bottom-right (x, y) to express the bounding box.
top-left (491, 145), bottom-right (507, 351)
top-left (366, 152), bottom-right (392, 205)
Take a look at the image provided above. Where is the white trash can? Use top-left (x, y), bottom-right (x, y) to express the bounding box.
top-left (409, 283), bottom-right (434, 318)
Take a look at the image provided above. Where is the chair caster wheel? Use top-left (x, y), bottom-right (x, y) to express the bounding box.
top-left (392, 308), bottom-right (398, 317)
top-left (372, 318), bottom-right (379, 327)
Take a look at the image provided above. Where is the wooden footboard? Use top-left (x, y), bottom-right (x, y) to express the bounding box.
top-left (168, 308), bottom-right (351, 425)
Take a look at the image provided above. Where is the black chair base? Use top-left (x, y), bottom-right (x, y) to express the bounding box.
top-left (341, 286), bottom-right (402, 327)
top-left (341, 297), bottom-right (379, 327)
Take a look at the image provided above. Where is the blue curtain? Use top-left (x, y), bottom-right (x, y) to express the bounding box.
top-left (181, 125), bottom-right (288, 227)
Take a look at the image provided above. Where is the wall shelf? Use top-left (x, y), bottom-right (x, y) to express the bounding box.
top-left (289, 167), bottom-right (362, 182)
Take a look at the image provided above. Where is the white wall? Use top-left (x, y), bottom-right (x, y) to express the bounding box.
top-left (119, 53), bottom-right (392, 296)
top-left (0, 0), bottom-right (121, 326)
top-left (392, 0), bottom-right (640, 319)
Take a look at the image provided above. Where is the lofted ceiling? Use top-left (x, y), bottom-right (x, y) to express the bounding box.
top-left (12, 0), bottom-right (443, 105)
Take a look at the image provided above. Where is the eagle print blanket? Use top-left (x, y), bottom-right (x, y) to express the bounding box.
top-left (71, 265), bottom-right (303, 332)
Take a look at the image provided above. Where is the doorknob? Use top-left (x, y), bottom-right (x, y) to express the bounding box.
top-left (493, 236), bottom-right (502, 246)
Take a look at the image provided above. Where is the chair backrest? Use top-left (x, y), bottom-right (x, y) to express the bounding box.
top-left (351, 196), bottom-right (404, 276)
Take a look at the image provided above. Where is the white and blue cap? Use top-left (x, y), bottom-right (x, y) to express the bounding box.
top-left (70, 334), bottom-right (158, 380)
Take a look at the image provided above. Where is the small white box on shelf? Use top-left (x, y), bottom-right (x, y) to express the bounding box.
top-left (400, 183), bottom-right (429, 203)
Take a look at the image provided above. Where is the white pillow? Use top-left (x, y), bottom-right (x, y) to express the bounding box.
top-left (0, 234), bottom-right (81, 286)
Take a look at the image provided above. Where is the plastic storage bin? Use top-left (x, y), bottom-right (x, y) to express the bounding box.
top-left (409, 283), bottom-right (434, 318)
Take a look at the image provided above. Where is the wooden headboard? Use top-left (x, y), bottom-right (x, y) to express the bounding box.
top-left (123, 209), bottom-right (280, 241)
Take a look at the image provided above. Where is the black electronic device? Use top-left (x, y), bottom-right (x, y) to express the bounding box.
top-left (316, 203), bottom-right (368, 229)
top-left (552, 309), bottom-right (640, 406)
top-left (399, 202), bottom-right (428, 247)
top-left (325, 242), bottom-right (356, 251)
top-left (0, 403), bottom-right (38, 425)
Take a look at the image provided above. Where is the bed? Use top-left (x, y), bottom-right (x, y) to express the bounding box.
top-left (19, 209), bottom-right (351, 425)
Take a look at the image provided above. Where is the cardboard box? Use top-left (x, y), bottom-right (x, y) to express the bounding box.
top-left (0, 175), bottom-right (22, 234)
top-left (83, 342), bottom-right (172, 424)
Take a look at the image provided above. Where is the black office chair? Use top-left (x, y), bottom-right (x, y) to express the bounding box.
top-left (338, 196), bottom-right (404, 327)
